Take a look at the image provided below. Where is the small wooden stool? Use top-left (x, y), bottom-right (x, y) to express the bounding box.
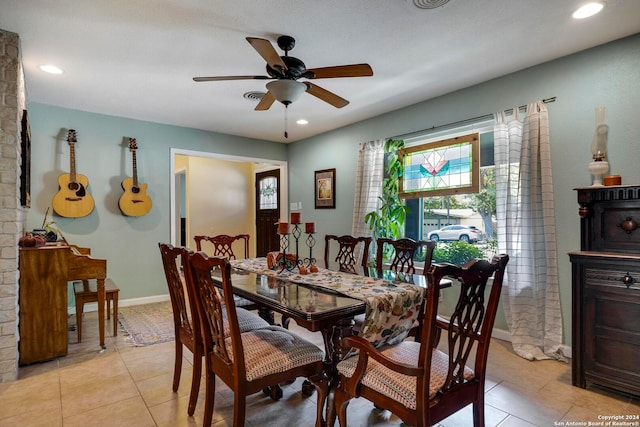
top-left (73, 278), bottom-right (120, 342)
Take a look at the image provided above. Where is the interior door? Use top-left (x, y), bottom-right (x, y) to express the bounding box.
top-left (255, 169), bottom-right (280, 257)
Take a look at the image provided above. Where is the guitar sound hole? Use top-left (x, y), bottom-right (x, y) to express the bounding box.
top-left (132, 187), bottom-right (140, 194)
top-left (68, 182), bottom-right (79, 191)
top-left (75, 185), bottom-right (86, 197)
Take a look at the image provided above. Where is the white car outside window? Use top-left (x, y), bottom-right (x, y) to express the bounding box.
top-left (427, 225), bottom-right (482, 243)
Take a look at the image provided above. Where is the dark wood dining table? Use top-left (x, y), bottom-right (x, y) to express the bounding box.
top-left (213, 259), bottom-right (447, 426)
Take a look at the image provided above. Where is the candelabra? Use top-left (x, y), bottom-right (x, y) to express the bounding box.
top-left (276, 219), bottom-right (316, 273)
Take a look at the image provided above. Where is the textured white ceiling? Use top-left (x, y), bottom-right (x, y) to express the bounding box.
top-left (1, 0), bottom-right (639, 143)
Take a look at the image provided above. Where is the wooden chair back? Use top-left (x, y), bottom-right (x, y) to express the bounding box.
top-left (186, 251), bottom-right (238, 368)
top-left (158, 243), bottom-right (202, 416)
top-left (194, 234), bottom-right (249, 259)
top-left (335, 254), bottom-right (509, 427)
top-left (421, 254), bottom-right (509, 416)
top-left (324, 234), bottom-right (372, 273)
top-left (375, 237), bottom-right (435, 275)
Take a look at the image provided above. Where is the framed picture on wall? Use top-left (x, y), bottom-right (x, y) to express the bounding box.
top-left (20, 109), bottom-right (31, 208)
top-left (314, 168), bottom-right (335, 209)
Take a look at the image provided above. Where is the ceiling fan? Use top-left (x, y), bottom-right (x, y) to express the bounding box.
top-left (193, 35), bottom-right (373, 111)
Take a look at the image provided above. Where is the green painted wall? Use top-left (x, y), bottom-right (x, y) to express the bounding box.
top-left (25, 104), bottom-right (286, 301)
top-left (289, 34), bottom-right (640, 346)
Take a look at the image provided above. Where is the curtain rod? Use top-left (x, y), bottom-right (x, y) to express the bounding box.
top-left (393, 97), bottom-right (557, 141)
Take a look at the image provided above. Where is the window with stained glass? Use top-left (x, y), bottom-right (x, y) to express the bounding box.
top-left (398, 133), bottom-right (479, 199)
top-left (259, 176), bottom-right (278, 210)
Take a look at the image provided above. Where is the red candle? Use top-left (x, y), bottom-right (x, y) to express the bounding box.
top-left (290, 212), bottom-right (301, 224)
top-left (305, 222), bottom-right (315, 234)
top-left (278, 222), bottom-right (289, 235)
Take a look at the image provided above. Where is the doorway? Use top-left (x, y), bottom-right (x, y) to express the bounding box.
top-left (170, 148), bottom-right (287, 253)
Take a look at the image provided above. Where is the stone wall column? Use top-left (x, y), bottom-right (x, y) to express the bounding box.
top-left (0, 28), bottom-right (27, 382)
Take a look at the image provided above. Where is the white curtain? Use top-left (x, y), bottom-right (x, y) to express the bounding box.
top-left (494, 102), bottom-right (564, 361)
top-left (351, 140), bottom-right (384, 255)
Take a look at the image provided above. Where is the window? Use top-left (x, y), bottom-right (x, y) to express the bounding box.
top-left (258, 176), bottom-right (278, 210)
top-left (400, 127), bottom-right (497, 263)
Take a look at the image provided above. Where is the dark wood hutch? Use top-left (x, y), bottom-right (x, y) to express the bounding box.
top-left (569, 184), bottom-right (640, 397)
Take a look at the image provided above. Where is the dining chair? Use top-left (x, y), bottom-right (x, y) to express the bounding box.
top-left (158, 243), bottom-right (271, 416)
top-left (324, 234), bottom-right (372, 274)
top-left (194, 233), bottom-right (250, 259)
top-left (373, 238), bottom-right (436, 339)
top-left (73, 278), bottom-right (119, 343)
top-left (194, 233), bottom-right (261, 313)
top-left (185, 251), bottom-right (329, 427)
top-left (375, 237), bottom-right (436, 276)
top-left (334, 254), bottom-right (509, 427)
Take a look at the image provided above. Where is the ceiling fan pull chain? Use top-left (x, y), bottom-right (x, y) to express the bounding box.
top-left (284, 105), bottom-right (289, 139)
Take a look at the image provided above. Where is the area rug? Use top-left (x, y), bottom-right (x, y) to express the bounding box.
top-left (118, 301), bottom-right (175, 346)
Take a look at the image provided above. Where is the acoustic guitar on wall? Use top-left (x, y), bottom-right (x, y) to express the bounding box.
top-left (52, 129), bottom-right (95, 218)
top-left (119, 137), bottom-right (152, 216)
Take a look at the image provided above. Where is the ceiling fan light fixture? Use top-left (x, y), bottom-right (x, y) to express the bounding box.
top-left (266, 80), bottom-right (307, 105)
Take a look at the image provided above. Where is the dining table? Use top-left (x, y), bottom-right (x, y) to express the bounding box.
top-left (215, 256), bottom-right (449, 426)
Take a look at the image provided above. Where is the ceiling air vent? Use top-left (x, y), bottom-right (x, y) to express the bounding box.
top-left (243, 91), bottom-right (265, 101)
top-left (412, 0), bottom-right (450, 9)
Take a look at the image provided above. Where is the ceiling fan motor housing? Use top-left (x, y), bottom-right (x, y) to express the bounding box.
top-left (266, 56), bottom-right (307, 79)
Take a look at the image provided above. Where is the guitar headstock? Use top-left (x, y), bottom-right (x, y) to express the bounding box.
top-left (128, 138), bottom-right (138, 152)
top-left (67, 129), bottom-right (77, 145)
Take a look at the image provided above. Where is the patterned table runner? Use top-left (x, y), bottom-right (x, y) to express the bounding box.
top-left (230, 257), bottom-right (425, 346)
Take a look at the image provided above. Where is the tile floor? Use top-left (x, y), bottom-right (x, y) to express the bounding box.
top-left (1, 310), bottom-right (638, 427)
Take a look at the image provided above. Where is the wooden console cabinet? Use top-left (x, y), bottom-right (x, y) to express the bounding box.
top-left (19, 246), bottom-right (69, 364)
top-left (569, 185), bottom-right (640, 396)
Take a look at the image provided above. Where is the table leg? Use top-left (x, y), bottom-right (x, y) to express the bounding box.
top-left (258, 307), bottom-right (275, 325)
top-left (324, 317), bottom-right (355, 427)
top-left (97, 278), bottom-right (106, 349)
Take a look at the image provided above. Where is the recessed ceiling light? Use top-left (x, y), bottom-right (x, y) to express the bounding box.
top-left (572, 2), bottom-right (604, 19)
top-left (39, 64), bottom-right (64, 74)
top-left (296, 119), bottom-right (309, 125)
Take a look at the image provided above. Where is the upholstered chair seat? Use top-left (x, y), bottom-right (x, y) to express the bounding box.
top-left (225, 325), bottom-right (324, 382)
top-left (337, 342), bottom-right (474, 408)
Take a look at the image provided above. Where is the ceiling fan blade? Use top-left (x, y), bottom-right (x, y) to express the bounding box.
top-left (255, 91), bottom-right (276, 111)
top-left (305, 82), bottom-right (349, 108)
top-left (246, 37), bottom-right (287, 72)
top-left (193, 75), bottom-right (270, 82)
top-left (305, 64), bottom-right (373, 79)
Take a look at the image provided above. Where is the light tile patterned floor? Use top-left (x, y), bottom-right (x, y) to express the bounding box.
top-left (1, 311), bottom-right (638, 426)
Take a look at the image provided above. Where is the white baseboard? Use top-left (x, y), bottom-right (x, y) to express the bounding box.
top-left (491, 327), bottom-right (512, 342)
top-left (68, 294), bottom-right (170, 315)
